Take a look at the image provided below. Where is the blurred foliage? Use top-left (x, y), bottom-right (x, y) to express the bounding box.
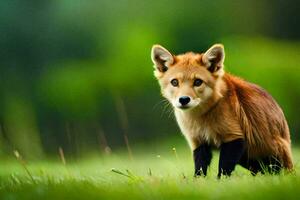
top-left (0, 0), bottom-right (299, 159)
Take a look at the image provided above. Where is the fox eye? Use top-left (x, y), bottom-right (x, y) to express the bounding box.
top-left (170, 79), bottom-right (179, 87)
top-left (194, 79), bottom-right (203, 87)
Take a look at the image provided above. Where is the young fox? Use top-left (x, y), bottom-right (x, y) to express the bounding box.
top-left (151, 44), bottom-right (293, 177)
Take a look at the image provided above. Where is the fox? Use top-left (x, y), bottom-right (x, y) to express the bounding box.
top-left (151, 43), bottom-right (293, 177)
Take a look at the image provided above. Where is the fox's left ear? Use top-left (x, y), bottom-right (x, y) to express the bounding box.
top-left (202, 44), bottom-right (225, 75)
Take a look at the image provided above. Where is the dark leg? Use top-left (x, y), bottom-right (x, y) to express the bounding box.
top-left (218, 139), bottom-right (245, 178)
top-left (239, 153), bottom-right (282, 175)
top-left (193, 143), bottom-right (212, 177)
top-left (239, 152), bottom-right (263, 175)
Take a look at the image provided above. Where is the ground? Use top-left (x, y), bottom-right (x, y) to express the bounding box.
top-left (0, 138), bottom-right (299, 200)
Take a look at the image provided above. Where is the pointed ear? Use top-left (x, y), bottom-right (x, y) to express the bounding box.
top-left (202, 44), bottom-right (225, 75)
top-left (151, 45), bottom-right (174, 72)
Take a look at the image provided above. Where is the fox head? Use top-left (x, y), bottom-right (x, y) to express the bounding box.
top-left (151, 44), bottom-right (225, 111)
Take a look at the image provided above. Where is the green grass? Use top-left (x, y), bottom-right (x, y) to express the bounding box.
top-left (0, 139), bottom-right (300, 200)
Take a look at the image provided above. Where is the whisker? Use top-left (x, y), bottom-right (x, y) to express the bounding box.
top-left (153, 99), bottom-right (169, 111)
top-left (153, 99), bottom-right (175, 119)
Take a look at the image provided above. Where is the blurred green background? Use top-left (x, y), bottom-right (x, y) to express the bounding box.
top-left (0, 0), bottom-right (299, 160)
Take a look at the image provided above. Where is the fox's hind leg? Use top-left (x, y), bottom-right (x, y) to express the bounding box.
top-left (193, 143), bottom-right (212, 177)
top-left (239, 156), bottom-right (282, 175)
top-left (239, 151), bottom-right (286, 175)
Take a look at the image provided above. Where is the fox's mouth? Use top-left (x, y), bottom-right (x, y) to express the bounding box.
top-left (178, 105), bottom-right (190, 110)
top-left (175, 104), bottom-right (195, 111)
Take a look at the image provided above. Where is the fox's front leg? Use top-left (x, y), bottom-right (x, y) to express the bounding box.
top-left (218, 139), bottom-right (245, 178)
top-left (193, 143), bottom-right (212, 176)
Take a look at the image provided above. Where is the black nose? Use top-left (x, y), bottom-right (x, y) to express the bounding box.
top-left (179, 96), bottom-right (191, 106)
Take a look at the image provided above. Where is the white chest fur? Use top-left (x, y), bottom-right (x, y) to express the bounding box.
top-left (174, 110), bottom-right (219, 149)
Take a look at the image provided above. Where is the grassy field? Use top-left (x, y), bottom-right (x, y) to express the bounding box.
top-left (0, 138), bottom-right (299, 200)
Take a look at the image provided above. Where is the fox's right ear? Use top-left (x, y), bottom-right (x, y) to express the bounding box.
top-left (151, 45), bottom-right (174, 72)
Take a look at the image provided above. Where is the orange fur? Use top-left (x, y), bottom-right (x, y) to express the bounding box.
top-left (151, 44), bottom-right (293, 170)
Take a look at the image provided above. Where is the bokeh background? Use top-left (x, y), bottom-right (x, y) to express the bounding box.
top-left (0, 0), bottom-right (299, 160)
